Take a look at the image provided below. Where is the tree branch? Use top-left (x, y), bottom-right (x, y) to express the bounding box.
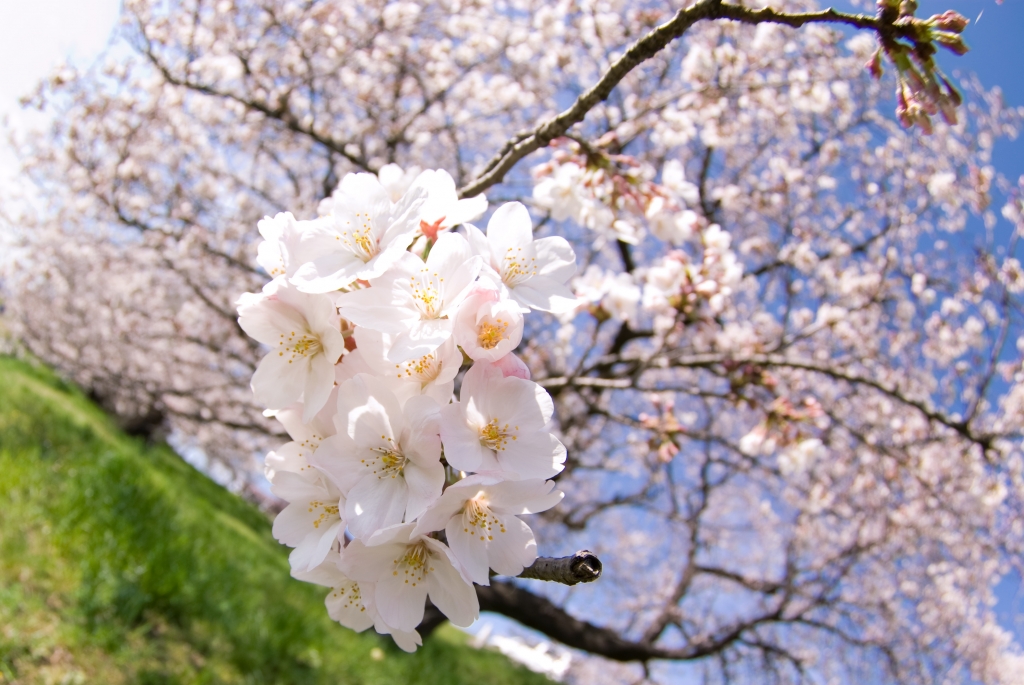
top-left (517, 550), bottom-right (603, 585)
top-left (476, 581), bottom-right (787, 662)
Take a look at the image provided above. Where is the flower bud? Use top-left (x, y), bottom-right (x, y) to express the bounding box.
top-left (933, 30), bottom-right (969, 56)
top-left (927, 10), bottom-right (969, 33)
top-left (866, 49), bottom-right (884, 79)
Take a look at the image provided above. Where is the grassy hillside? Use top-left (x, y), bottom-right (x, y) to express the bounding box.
top-left (0, 356), bottom-right (550, 685)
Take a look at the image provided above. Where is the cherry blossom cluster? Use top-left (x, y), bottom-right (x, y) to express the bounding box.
top-left (533, 137), bottom-right (701, 246)
top-left (533, 139), bottom-right (742, 333)
top-left (236, 167), bottom-right (576, 651)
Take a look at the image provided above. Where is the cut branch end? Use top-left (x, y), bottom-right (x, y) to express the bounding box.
top-left (518, 550), bottom-right (603, 586)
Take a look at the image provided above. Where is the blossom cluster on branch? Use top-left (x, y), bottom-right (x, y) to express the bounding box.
top-left (238, 168), bottom-right (578, 650)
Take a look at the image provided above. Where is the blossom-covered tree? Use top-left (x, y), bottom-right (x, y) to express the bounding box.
top-left (4, 0), bottom-right (1024, 682)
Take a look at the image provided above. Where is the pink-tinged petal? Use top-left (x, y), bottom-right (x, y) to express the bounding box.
top-left (336, 282), bottom-right (416, 335)
top-left (363, 234), bottom-right (419, 279)
top-left (272, 501), bottom-right (316, 547)
top-left (335, 348), bottom-right (375, 385)
top-left (291, 555), bottom-right (346, 587)
top-left (347, 395), bottom-right (399, 450)
top-left (486, 201), bottom-right (533, 254)
top-left (338, 172), bottom-right (391, 205)
top-left (486, 515), bottom-right (537, 577)
top-left (403, 398), bottom-right (441, 476)
top-left (387, 318), bottom-right (454, 363)
top-left (384, 179), bottom-right (429, 243)
top-left (504, 377), bottom-right (556, 426)
top-left (325, 581), bottom-right (375, 632)
top-left (511, 276), bottom-right (578, 314)
top-left (496, 432), bottom-right (566, 480)
top-left (426, 231), bottom-right (472, 272)
top-left (425, 549), bottom-right (479, 627)
top-left (290, 518), bottom-right (343, 572)
top-left (270, 470), bottom-right (321, 502)
top-left (310, 434), bottom-right (362, 492)
top-left (376, 574), bottom-right (429, 632)
top-left (473, 374), bottom-right (552, 429)
top-left (302, 352), bottom-right (335, 423)
top-left (290, 248), bottom-right (362, 293)
top-left (404, 460), bottom-right (444, 521)
top-left (490, 353), bottom-right (531, 380)
top-left (438, 182), bottom-right (488, 227)
top-left (346, 476), bottom-right (408, 540)
top-left (446, 516), bottom-right (493, 585)
top-left (265, 442), bottom-right (318, 481)
top-left (251, 351), bottom-right (307, 410)
top-left (342, 374), bottom-right (405, 438)
top-left (238, 294), bottom-right (307, 346)
top-left (532, 236), bottom-right (576, 280)
top-left (486, 479), bottom-right (564, 515)
top-left (338, 539), bottom-right (404, 581)
top-left (272, 388), bottom-right (338, 444)
top-left (383, 627), bottom-right (422, 653)
top-left (463, 222), bottom-right (494, 265)
top-left (439, 402), bottom-right (490, 472)
top-left (365, 522), bottom-right (417, 547)
top-left (411, 491), bottom-right (467, 538)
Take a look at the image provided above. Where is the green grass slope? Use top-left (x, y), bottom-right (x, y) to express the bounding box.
top-left (0, 356), bottom-right (551, 685)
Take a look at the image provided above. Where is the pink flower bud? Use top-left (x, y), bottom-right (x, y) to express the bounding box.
top-left (866, 49), bottom-right (884, 79)
top-left (928, 10), bottom-right (969, 33)
top-left (489, 352), bottom-right (531, 380)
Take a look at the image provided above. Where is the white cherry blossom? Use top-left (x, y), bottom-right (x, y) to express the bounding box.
top-left (263, 386), bottom-right (338, 481)
top-left (270, 469), bottom-right (345, 572)
top-left (256, 211), bottom-right (312, 279)
top-left (237, 278), bottom-right (346, 422)
top-left (313, 374), bottom-right (443, 540)
top-left (338, 523), bottom-right (479, 632)
top-left (465, 201), bottom-right (577, 314)
top-left (415, 168), bottom-right (488, 240)
top-left (413, 474), bottom-right (563, 585)
top-left (532, 161), bottom-right (585, 222)
top-left (337, 232), bottom-right (481, 362)
top-left (290, 172), bottom-right (427, 293)
top-left (292, 553), bottom-right (423, 652)
top-left (439, 362), bottom-right (565, 479)
top-left (350, 327), bottom-right (461, 405)
top-left (453, 286), bottom-right (525, 362)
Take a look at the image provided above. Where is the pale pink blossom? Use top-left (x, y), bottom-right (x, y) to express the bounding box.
top-left (237, 279), bottom-right (346, 422)
top-left (256, 212), bottom-right (313, 279)
top-left (313, 374), bottom-right (444, 540)
top-left (263, 386), bottom-right (338, 481)
top-left (350, 327), bottom-right (461, 404)
top-left (336, 232), bottom-right (481, 362)
top-left (293, 553), bottom-right (423, 652)
top-left (271, 469), bottom-right (345, 572)
top-left (413, 474), bottom-right (563, 585)
top-left (465, 201), bottom-right (577, 313)
top-left (439, 362), bottom-right (565, 479)
top-left (453, 286), bottom-right (524, 362)
top-left (339, 523), bottom-right (479, 632)
top-left (290, 172), bottom-right (427, 293)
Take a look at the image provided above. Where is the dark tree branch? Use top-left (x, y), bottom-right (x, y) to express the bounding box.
top-left (475, 581), bottom-right (787, 662)
top-left (517, 550), bottom-right (603, 585)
